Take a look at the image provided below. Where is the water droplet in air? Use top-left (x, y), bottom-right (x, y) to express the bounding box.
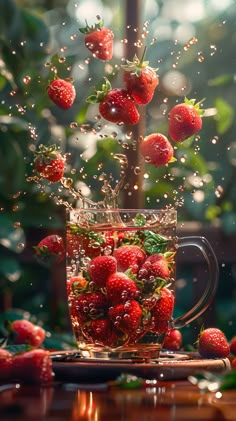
top-left (23, 76), bottom-right (31, 84)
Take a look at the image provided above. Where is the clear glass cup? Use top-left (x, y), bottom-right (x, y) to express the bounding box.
top-left (66, 208), bottom-right (218, 360)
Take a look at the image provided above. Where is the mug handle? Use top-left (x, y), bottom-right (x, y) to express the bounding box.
top-left (171, 236), bottom-right (219, 329)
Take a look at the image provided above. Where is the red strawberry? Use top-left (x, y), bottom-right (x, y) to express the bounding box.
top-left (13, 349), bottom-right (54, 384)
top-left (88, 255), bottom-right (117, 288)
top-left (11, 319), bottom-right (46, 347)
top-left (113, 245), bottom-right (146, 274)
top-left (232, 358), bottom-right (236, 369)
top-left (140, 133), bottom-right (174, 167)
top-left (87, 78), bottom-right (140, 125)
top-left (85, 318), bottom-right (118, 346)
top-left (106, 272), bottom-right (139, 305)
top-left (163, 328), bottom-right (182, 351)
top-left (79, 19), bottom-right (114, 61)
top-left (75, 291), bottom-right (108, 320)
top-left (66, 228), bottom-right (104, 259)
top-left (198, 328), bottom-right (230, 359)
top-left (35, 234), bottom-right (65, 265)
top-left (47, 77), bottom-right (76, 109)
top-left (67, 275), bottom-right (88, 296)
top-left (230, 336), bottom-right (236, 355)
top-left (138, 254), bottom-right (172, 281)
top-left (122, 52), bottom-right (159, 104)
top-left (168, 98), bottom-right (203, 142)
top-left (0, 349), bottom-right (13, 381)
top-left (150, 288), bottom-right (175, 333)
top-left (109, 300), bottom-right (142, 333)
top-left (34, 144), bottom-right (65, 182)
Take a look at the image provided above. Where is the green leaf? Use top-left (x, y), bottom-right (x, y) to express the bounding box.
top-left (143, 231), bottom-right (169, 254)
top-left (208, 74), bottom-right (234, 87)
top-left (214, 97), bottom-right (234, 135)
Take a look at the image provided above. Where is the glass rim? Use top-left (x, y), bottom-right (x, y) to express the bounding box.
top-left (68, 207), bottom-right (177, 214)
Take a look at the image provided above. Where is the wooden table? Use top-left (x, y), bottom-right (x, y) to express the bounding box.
top-left (0, 378), bottom-right (235, 421)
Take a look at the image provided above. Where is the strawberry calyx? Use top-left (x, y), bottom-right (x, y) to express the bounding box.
top-left (34, 144), bottom-right (62, 165)
top-left (184, 97), bottom-right (205, 117)
top-left (68, 224), bottom-right (104, 246)
top-left (121, 47), bottom-right (158, 77)
top-left (79, 18), bottom-right (104, 35)
top-left (86, 78), bottom-right (111, 104)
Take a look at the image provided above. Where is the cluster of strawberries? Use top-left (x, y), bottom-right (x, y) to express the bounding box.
top-left (34, 18), bottom-right (204, 184)
top-left (0, 319), bottom-right (54, 384)
top-left (65, 222), bottom-right (176, 350)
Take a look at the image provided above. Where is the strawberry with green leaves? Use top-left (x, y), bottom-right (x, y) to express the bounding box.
top-left (140, 133), bottom-right (175, 167)
top-left (113, 245), bottom-right (146, 274)
top-left (75, 291), bottom-right (108, 321)
top-left (13, 349), bottom-right (54, 384)
top-left (34, 144), bottom-right (65, 182)
top-left (198, 327), bottom-right (230, 358)
top-left (11, 319), bottom-right (46, 347)
top-left (122, 51), bottom-right (159, 105)
top-left (138, 253), bottom-right (174, 282)
top-left (35, 234), bottom-right (65, 265)
top-left (150, 288), bottom-right (175, 334)
top-left (168, 98), bottom-right (204, 142)
top-left (106, 272), bottom-right (140, 305)
top-left (87, 78), bottom-right (140, 125)
top-left (108, 300), bottom-right (142, 334)
top-left (88, 255), bottom-right (117, 288)
top-left (47, 77), bottom-right (76, 109)
top-left (79, 19), bottom-right (114, 61)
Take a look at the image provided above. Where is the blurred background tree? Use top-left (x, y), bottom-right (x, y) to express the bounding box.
top-left (0, 0), bottom-right (236, 344)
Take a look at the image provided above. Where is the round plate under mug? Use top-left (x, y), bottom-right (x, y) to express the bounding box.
top-left (51, 350), bottom-right (231, 382)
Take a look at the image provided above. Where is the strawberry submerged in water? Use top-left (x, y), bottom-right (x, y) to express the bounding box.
top-left (168, 98), bottom-right (204, 142)
top-left (79, 19), bottom-right (114, 61)
top-left (122, 50), bottom-right (159, 105)
top-left (87, 78), bottom-right (140, 125)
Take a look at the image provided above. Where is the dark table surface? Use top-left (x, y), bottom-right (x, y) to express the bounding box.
top-left (0, 378), bottom-right (235, 421)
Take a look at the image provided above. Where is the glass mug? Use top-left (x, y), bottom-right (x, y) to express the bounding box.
top-left (66, 208), bottom-right (218, 360)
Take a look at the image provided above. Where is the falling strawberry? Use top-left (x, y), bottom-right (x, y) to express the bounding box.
top-left (106, 272), bottom-right (139, 305)
top-left (87, 78), bottom-right (140, 125)
top-left (79, 19), bottom-right (114, 61)
top-left (34, 144), bottom-right (65, 182)
top-left (88, 255), bottom-right (117, 288)
top-left (13, 349), bottom-right (54, 384)
top-left (151, 288), bottom-right (175, 333)
top-left (11, 319), bottom-right (46, 347)
top-left (108, 300), bottom-right (142, 333)
top-left (47, 77), bottom-right (76, 109)
top-left (198, 327), bottom-right (230, 359)
top-left (163, 328), bottom-right (182, 351)
top-left (113, 245), bottom-right (146, 274)
top-left (35, 234), bottom-right (65, 265)
top-left (122, 50), bottom-right (159, 104)
top-left (0, 349), bottom-right (13, 381)
top-left (168, 98), bottom-right (204, 142)
top-left (140, 133), bottom-right (175, 167)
